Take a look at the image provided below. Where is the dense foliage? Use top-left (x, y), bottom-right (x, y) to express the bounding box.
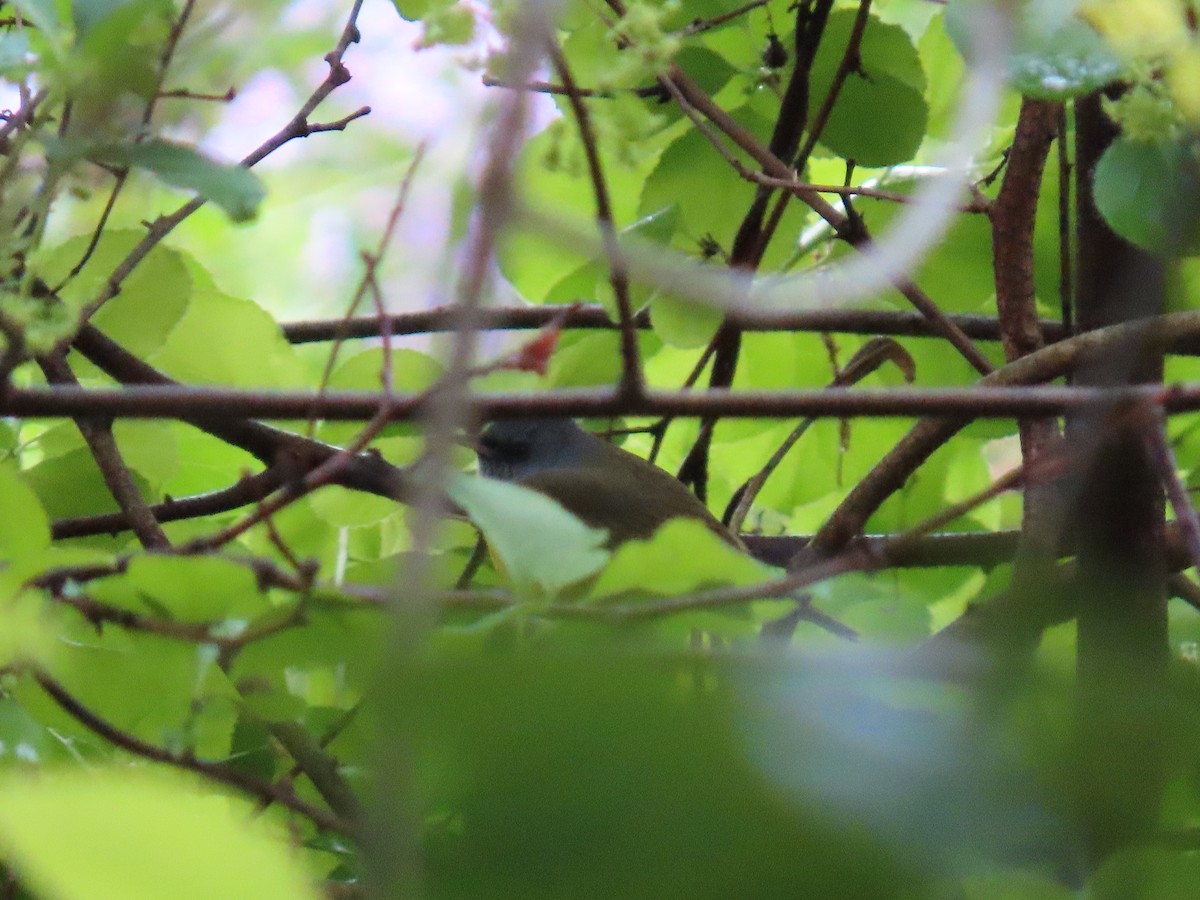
top-left (2, 0), bottom-right (1200, 897)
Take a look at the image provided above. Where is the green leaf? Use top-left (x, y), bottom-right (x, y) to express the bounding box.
top-left (1007, 22), bottom-right (1123, 100)
top-left (318, 347), bottom-right (443, 444)
top-left (151, 290), bottom-right (305, 388)
top-left (0, 697), bottom-right (63, 765)
top-left (961, 869), bottom-right (1076, 900)
top-left (649, 291), bottom-right (723, 348)
top-left (447, 474), bottom-right (610, 597)
top-left (111, 420), bottom-right (179, 489)
top-left (73, 0), bottom-right (170, 39)
top-left (0, 465), bottom-right (50, 559)
top-left (21, 447), bottom-right (157, 527)
top-left (0, 31), bottom-right (32, 75)
top-left (0, 768), bottom-right (321, 900)
top-left (1091, 847), bottom-right (1200, 900)
top-left (37, 230), bottom-right (192, 358)
top-left (105, 555), bottom-right (265, 622)
top-left (673, 45), bottom-right (737, 98)
top-left (501, 122), bottom-right (660, 302)
top-left (0, 592), bottom-right (60, 669)
top-left (233, 603), bottom-right (385, 689)
top-left (810, 11), bottom-right (928, 167)
top-left (946, 0), bottom-right (1123, 101)
top-left (390, 0), bottom-right (433, 21)
top-left (416, 2), bottom-right (475, 48)
top-left (396, 652), bottom-right (920, 898)
top-left (9, 0), bottom-right (60, 37)
top-left (590, 518), bottom-right (775, 600)
top-left (548, 332), bottom-right (663, 389)
top-left (1093, 137), bottom-right (1200, 256)
top-left (640, 124), bottom-right (756, 255)
top-left (309, 485), bottom-right (401, 528)
top-left (91, 140), bottom-right (265, 222)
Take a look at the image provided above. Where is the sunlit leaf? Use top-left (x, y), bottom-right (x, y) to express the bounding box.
top-left (0, 466), bottom-right (50, 559)
top-left (811, 11), bottom-right (928, 167)
top-left (0, 768), bottom-right (321, 900)
top-left (590, 518), bottom-right (774, 600)
top-left (448, 474), bottom-right (610, 598)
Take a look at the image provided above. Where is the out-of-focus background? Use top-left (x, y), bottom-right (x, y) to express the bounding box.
top-left (39, 0), bottom-right (547, 321)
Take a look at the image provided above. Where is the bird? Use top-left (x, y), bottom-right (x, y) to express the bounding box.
top-left (475, 418), bottom-right (740, 549)
top-left (474, 418), bottom-right (856, 640)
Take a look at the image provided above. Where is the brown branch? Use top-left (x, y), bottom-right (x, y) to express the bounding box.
top-left (1067, 88), bottom-right (1167, 862)
top-left (65, 324), bottom-right (413, 513)
top-left (1141, 402), bottom-right (1200, 575)
top-left (794, 309), bottom-right (1183, 564)
top-left (564, 445), bottom-right (1051, 633)
top-left (306, 105), bottom-right (371, 134)
top-left (157, 86), bottom-right (237, 102)
top-left (51, 469), bottom-right (286, 539)
top-left (555, 566), bottom-right (859, 638)
top-left (742, 531), bottom-right (1022, 569)
top-left (0, 307), bottom-right (28, 384)
top-left (755, 0), bottom-right (874, 260)
top-left (992, 98), bottom-right (1061, 365)
top-left (676, 0), bottom-right (768, 35)
top-left (673, 0), bottom-right (833, 499)
top-left (729, 0), bottom-right (833, 267)
top-left (37, 355), bottom-right (169, 549)
top-left (990, 97), bottom-right (1065, 560)
top-left (1168, 573), bottom-right (1200, 614)
top-left (481, 76), bottom-right (670, 99)
top-left (50, 589), bottom-right (222, 643)
top-left (752, 174), bottom-right (991, 213)
top-left (795, 0), bottom-right (873, 170)
top-left (0, 87), bottom-right (45, 149)
top-left (1056, 104), bottom-right (1074, 330)
top-left (6, 379), bottom-right (1200, 424)
top-left (260, 719), bottom-right (362, 823)
top-left (275, 305), bottom-right (1074, 345)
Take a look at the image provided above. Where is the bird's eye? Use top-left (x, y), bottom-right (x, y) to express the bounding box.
top-left (479, 435), bottom-right (530, 460)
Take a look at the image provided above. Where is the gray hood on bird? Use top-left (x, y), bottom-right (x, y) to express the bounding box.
top-left (476, 418), bottom-right (601, 482)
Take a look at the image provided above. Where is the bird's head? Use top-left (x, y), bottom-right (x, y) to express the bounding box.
top-left (476, 418), bottom-right (596, 482)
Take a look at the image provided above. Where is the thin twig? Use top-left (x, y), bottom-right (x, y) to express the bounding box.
top-left (754, 0), bottom-right (873, 259)
top-left (546, 40), bottom-right (642, 397)
top-left (31, 670), bottom-right (353, 835)
top-left (308, 142), bottom-right (427, 435)
top-left (65, 0), bottom-right (369, 332)
top-left (36, 355), bottom-right (170, 549)
top-left (50, 469), bottom-right (286, 539)
top-left (727, 337), bottom-right (913, 533)
top-left (61, 0), bottom-right (198, 284)
top-left (676, 0), bottom-right (768, 35)
top-left (1141, 401), bottom-right (1200, 575)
